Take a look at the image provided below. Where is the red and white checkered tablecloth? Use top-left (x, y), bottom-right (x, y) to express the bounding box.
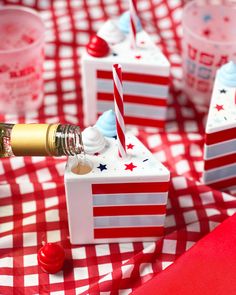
top-left (0, 0), bottom-right (236, 294)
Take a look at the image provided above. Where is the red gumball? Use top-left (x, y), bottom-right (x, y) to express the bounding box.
top-left (37, 242), bottom-right (65, 274)
top-left (86, 35), bottom-right (110, 57)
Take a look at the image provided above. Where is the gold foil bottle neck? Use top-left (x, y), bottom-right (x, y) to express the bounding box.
top-left (11, 124), bottom-right (59, 156)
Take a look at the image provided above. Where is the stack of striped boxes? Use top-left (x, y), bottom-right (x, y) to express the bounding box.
top-left (203, 62), bottom-right (236, 190)
top-left (64, 131), bottom-right (170, 244)
top-left (81, 21), bottom-right (170, 129)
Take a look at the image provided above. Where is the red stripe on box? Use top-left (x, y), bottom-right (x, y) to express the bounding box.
top-left (92, 182), bottom-right (169, 194)
top-left (206, 176), bottom-right (236, 190)
top-left (93, 205), bottom-right (166, 216)
top-left (206, 127), bottom-right (236, 145)
top-left (97, 92), bottom-right (167, 107)
top-left (97, 70), bottom-right (169, 85)
top-left (125, 116), bottom-right (165, 128)
top-left (97, 112), bottom-right (165, 128)
top-left (204, 153), bottom-right (236, 170)
top-left (94, 226), bottom-right (164, 239)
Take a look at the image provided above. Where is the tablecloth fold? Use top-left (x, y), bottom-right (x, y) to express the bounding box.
top-left (133, 213), bottom-right (236, 295)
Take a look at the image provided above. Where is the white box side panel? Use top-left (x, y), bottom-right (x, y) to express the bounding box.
top-left (65, 180), bottom-right (94, 244)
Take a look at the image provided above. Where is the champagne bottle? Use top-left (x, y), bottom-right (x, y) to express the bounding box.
top-left (0, 123), bottom-right (84, 157)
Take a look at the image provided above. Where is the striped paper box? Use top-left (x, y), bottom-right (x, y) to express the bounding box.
top-left (81, 29), bottom-right (170, 129)
top-left (203, 70), bottom-right (236, 190)
top-left (64, 132), bottom-right (170, 244)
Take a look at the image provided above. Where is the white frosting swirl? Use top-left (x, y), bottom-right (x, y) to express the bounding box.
top-left (82, 126), bottom-right (106, 154)
top-left (97, 20), bottom-right (125, 44)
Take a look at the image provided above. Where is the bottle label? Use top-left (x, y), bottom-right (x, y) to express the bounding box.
top-left (11, 124), bottom-right (58, 156)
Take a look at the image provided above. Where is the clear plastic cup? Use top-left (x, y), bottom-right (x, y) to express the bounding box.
top-left (0, 6), bottom-right (45, 114)
top-left (182, 1), bottom-right (236, 107)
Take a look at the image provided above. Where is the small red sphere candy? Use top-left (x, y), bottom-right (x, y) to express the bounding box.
top-left (86, 35), bottom-right (110, 57)
top-left (37, 243), bottom-right (65, 274)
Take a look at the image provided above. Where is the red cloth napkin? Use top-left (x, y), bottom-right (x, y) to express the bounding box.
top-left (133, 213), bottom-right (236, 295)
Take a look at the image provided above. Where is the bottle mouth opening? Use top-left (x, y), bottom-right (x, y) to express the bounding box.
top-left (71, 158), bottom-right (93, 175)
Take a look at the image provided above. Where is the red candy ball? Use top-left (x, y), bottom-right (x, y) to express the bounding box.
top-left (37, 243), bottom-right (65, 274)
top-left (86, 35), bottom-right (110, 57)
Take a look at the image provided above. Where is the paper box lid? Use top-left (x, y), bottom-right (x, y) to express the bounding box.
top-left (206, 70), bottom-right (236, 134)
top-left (65, 132), bottom-right (170, 183)
top-left (82, 30), bottom-right (170, 74)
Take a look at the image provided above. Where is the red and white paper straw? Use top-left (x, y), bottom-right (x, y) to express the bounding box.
top-left (129, 0), bottom-right (138, 49)
top-left (113, 64), bottom-right (126, 158)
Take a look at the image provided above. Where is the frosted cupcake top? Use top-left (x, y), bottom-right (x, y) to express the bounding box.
top-left (218, 61), bottom-right (236, 87)
top-left (82, 126), bottom-right (106, 154)
top-left (95, 109), bottom-right (117, 138)
top-left (97, 20), bottom-right (125, 44)
top-left (118, 11), bottom-right (142, 34)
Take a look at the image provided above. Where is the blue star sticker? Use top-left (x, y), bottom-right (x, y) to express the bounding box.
top-left (97, 163), bottom-right (107, 171)
top-left (203, 14), bottom-right (212, 22)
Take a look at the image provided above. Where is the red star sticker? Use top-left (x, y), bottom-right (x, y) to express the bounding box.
top-left (215, 104), bottom-right (224, 111)
top-left (127, 143), bottom-right (134, 149)
top-left (203, 29), bottom-right (211, 37)
top-left (125, 162), bottom-right (137, 171)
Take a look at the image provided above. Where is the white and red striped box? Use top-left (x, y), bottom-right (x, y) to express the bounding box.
top-left (81, 29), bottom-right (170, 129)
top-left (64, 132), bottom-right (170, 244)
top-left (203, 71), bottom-right (236, 190)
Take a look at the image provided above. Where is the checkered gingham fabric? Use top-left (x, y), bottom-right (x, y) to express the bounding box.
top-left (0, 0), bottom-right (236, 294)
